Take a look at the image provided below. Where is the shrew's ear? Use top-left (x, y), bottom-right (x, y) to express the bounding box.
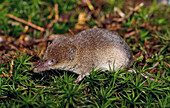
top-left (67, 44), bottom-right (77, 61)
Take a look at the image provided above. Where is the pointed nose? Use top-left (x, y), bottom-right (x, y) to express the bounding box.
top-left (33, 67), bottom-right (39, 72)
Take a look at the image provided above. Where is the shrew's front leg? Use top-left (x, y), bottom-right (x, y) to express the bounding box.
top-left (73, 74), bottom-right (85, 83)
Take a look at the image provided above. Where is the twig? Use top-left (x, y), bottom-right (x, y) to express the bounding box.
top-left (0, 96), bottom-right (7, 99)
top-left (68, 29), bottom-right (75, 36)
top-left (126, 3), bottom-right (144, 19)
top-left (115, 3), bottom-right (144, 22)
top-left (114, 7), bottom-right (125, 18)
top-left (134, 3), bottom-right (144, 11)
top-left (8, 14), bottom-right (45, 32)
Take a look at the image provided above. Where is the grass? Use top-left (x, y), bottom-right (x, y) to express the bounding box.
top-left (0, 0), bottom-right (170, 107)
top-left (1, 56), bottom-right (169, 107)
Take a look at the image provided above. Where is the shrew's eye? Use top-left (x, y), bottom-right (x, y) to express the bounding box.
top-left (48, 59), bottom-right (55, 65)
top-left (51, 59), bottom-right (55, 63)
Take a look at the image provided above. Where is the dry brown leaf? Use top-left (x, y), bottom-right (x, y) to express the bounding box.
top-left (82, 0), bottom-right (94, 11)
top-left (75, 12), bottom-right (89, 30)
top-left (23, 17), bottom-right (31, 33)
top-left (54, 3), bottom-right (59, 21)
top-left (9, 44), bottom-right (18, 50)
top-left (86, 0), bottom-right (94, 11)
top-left (134, 3), bottom-right (144, 11)
top-left (125, 31), bottom-right (136, 37)
top-left (17, 35), bottom-right (24, 43)
top-left (78, 12), bottom-right (87, 24)
top-left (114, 7), bottom-right (125, 18)
top-left (47, 10), bottom-right (54, 19)
top-left (7, 36), bottom-right (15, 42)
top-left (112, 17), bottom-right (122, 22)
top-left (68, 29), bottom-right (75, 36)
top-left (23, 26), bottom-right (29, 33)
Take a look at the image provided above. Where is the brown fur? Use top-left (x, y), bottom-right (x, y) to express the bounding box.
top-left (34, 28), bottom-right (133, 82)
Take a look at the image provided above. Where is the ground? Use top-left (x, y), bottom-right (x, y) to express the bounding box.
top-left (0, 0), bottom-right (170, 107)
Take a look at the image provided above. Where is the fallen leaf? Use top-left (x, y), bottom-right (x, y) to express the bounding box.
top-left (125, 31), bottom-right (136, 37)
top-left (9, 44), bottom-right (18, 50)
top-left (54, 3), bottom-right (59, 21)
top-left (114, 7), bottom-right (125, 18)
top-left (82, 0), bottom-right (94, 11)
top-left (47, 8), bottom-right (54, 19)
top-left (75, 12), bottom-right (89, 30)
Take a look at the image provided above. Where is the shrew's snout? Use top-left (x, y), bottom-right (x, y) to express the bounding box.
top-left (33, 61), bottom-right (51, 72)
top-left (33, 67), bottom-right (39, 72)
